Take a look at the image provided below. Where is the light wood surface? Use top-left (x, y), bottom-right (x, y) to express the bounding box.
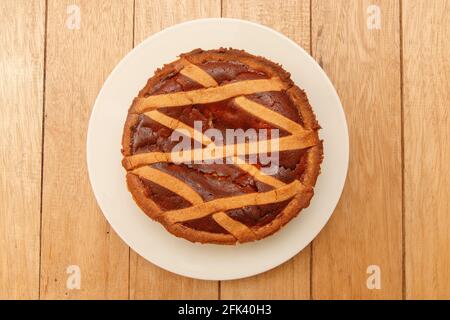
top-left (0, 0), bottom-right (45, 299)
top-left (310, 0), bottom-right (403, 299)
top-left (0, 0), bottom-right (449, 299)
top-left (403, 0), bottom-right (450, 300)
top-left (40, 0), bottom-right (132, 299)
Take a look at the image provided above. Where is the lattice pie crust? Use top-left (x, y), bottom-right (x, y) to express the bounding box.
top-left (122, 48), bottom-right (323, 245)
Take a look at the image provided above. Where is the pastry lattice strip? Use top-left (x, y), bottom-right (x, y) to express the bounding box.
top-left (131, 166), bottom-right (307, 242)
top-left (233, 96), bottom-right (310, 136)
top-left (122, 132), bottom-right (318, 170)
top-left (179, 58), bottom-right (218, 87)
top-left (127, 59), bottom-right (316, 169)
top-left (144, 110), bottom-right (213, 145)
top-left (161, 180), bottom-right (305, 224)
top-left (131, 77), bottom-right (288, 113)
top-left (131, 166), bottom-right (256, 242)
top-left (130, 114), bottom-right (288, 188)
top-left (130, 123), bottom-right (291, 231)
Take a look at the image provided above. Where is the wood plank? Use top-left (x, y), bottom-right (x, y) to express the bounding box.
top-left (40, 0), bottom-right (133, 299)
top-left (222, 0), bottom-right (310, 51)
top-left (311, 0), bottom-right (403, 299)
top-left (0, 0), bottom-right (45, 299)
top-left (130, 0), bottom-right (221, 300)
top-left (221, 0), bottom-right (311, 299)
top-left (403, 0), bottom-right (450, 299)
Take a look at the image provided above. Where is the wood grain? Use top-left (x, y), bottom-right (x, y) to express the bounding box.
top-left (40, 0), bottom-right (132, 299)
top-left (311, 0), bottom-right (403, 299)
top-left (0, 0), bottom-right (45, 300)
top-left (222, 0), bottom-right (310, 51)
top-left (221, 0), bottom-right (311, 299)
top-left (403, 0), bottom-right (450, 299)
top-left (1, 0), bottom-right (449, 300)
top-left (129, 0), bottom-right (221, 300)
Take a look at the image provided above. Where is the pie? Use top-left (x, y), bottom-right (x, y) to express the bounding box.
top-left (121, 48), bottom-right (323, 245)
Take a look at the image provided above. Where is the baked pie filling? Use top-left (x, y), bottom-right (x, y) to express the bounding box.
top-left (122, 48), bottom-right (323, 244)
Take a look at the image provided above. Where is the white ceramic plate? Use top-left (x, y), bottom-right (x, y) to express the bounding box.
top-left (87, 18), bottom-right (348, 281)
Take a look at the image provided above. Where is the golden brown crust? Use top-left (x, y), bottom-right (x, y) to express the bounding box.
top-left (126, 173), bottom-right (162, 220)
top-left (287, 86), bottom-right (323, 188)
top-left (212, 212), bottom-right (257, 243)
top-left (165, 222), bottom-right (237, 245)
top-left (181, 48), bottom-right (293, 86)
top-left (287, 85), bottom-right (320, 130)
top-left (137, 59), bottom-right (185, 98)
top-left (122, 48), bottom-right (323, 245)
top-left (131, 78), bottom-right (288, 113)
top-left (253, 189), bottom-right (314, 239)
top-left (127, 172), bottom-right (238, 244)
top-left (121, 113), bottom-right (139, 157)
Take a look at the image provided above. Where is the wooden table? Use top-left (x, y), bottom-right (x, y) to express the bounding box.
top-left (1, 0), bottom-right (448, 300)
